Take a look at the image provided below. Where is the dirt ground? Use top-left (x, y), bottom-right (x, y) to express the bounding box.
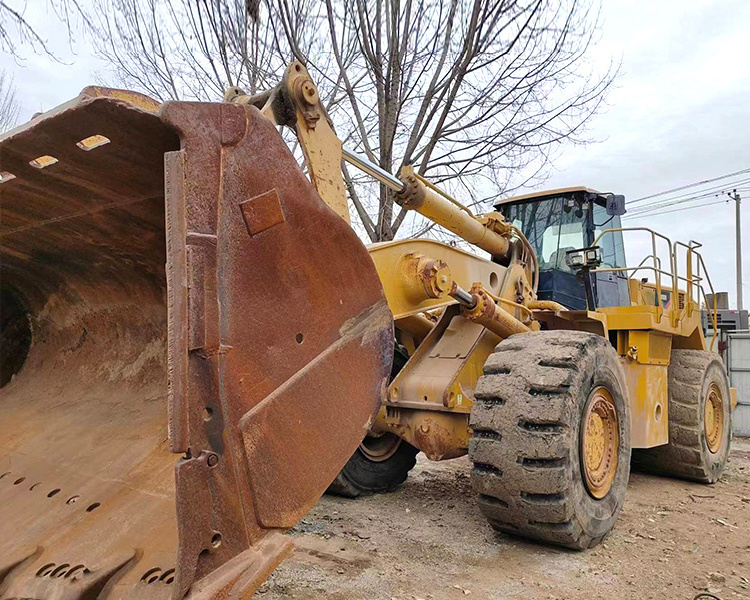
top-left (257, 438), bottom-right (750, 600)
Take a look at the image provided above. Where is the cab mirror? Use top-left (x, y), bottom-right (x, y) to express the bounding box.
top-left (606, 194), bottom-right (626, 216)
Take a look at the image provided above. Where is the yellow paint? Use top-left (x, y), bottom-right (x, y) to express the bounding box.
top-left (285, 62), bottom-right (350, 222)
top-left (626, 330), bottom-right (672, 365)
top-left (600, 299), bottom-right (704, 351)
top-left (388, 305), bottom-right (501, 415)
top-left (535, 309), bottom-right (608, 337)
top-left (294, 105), bottom-right (349, 222)
top-left (399, 166), bottom-right (509, 257)
top-left (28, 155), bottom-right (58, 169)
top-left (620, 359), bottom-right (669, 448)
top-left (495, 185), bottom-right (601, 206)
top-left (704, 383), bottom-right (724, 454)
top-left (581, 387), bottom-right (619, 498)
top-left (371, 405), bottom-right (471, 460)
top-left (76, 135), bottom-right (111, 151)
top-left (368, 239), bottom-right (505, 319)
top-left (373, 239), bottom-right (531, 460)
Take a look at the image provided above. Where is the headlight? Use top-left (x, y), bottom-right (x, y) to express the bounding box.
top-left (566, 251), bottom-right (585, 268)
top-left (565, 246), bottom-right (602, 269)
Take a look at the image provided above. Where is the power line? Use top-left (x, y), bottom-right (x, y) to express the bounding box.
top-left (628, 200), bottom-right (728, 217)
top-left (629, 178), bottom-right (750, 214)
top-left (628, 192), bottom-right (731, 218)
top-left (630, 167), bottom-right (750, 204)
top-left (627, 185), bottom-right (750, 218)
top-left (625, 199), bottom-right (727, 219)
top-left (628, 193), bottom-right (716, 217)
top-left (629, 187), bottom-right (750, 218)
top-left (623, 197), bottom-right (729, 219)
top-left (629, 178), bottom-right (750, 213)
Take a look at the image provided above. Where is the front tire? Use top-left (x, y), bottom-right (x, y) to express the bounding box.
top-left (469, 330), bottom-right (632, 550)
top-left (326, 433), bottom-right (419, 497)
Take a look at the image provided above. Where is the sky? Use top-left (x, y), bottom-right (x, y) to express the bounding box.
top-left (3, 0), bottom-right (750, 307)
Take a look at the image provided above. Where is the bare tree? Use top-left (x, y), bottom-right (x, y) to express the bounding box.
top-left (0, 70), bottom-right (19, 131)
top-left (313, 0), bottom-right (617, 241)
top-left (1, 0), bottom-right (86, 59)
top-left (91, 0), bottom-right (616, 242)
top-left (91, 0), bottom-right (290, 101)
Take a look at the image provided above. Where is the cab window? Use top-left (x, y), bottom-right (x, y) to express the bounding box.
top-left (503, 196), bottom-right (586, 272)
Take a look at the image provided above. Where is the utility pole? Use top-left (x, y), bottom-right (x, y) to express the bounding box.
top-left (728, 189), bottom-right (743, 310)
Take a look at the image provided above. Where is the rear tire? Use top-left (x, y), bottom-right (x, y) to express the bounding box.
top-left (469, 330), bottom-right (631, 550)
top-left (632, 350), bottom-right (731, 483)
top-left (327, 433), bottom-right (419, 497)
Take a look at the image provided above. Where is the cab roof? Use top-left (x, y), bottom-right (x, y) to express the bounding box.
top-left (493, 186), bottom-right (608, 209)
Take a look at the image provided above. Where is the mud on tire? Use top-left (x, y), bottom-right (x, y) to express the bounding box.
top-left (469, 330), bottom-right (631, 550)
top-left (632, 350), bottom-right (731, 483)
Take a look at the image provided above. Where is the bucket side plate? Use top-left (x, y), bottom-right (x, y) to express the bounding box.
top-left (0, 91), bottom-right (393, 599)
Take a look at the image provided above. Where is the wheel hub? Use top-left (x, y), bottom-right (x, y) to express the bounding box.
top-left (359, 432), bottom-right (402, 462)
top-left (704, 383), bottom-right (724, 454)
top-left (581, 387), bottom-right (619, 499)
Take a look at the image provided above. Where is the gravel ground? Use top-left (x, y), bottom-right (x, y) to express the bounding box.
top-left (256, 438), bottom-right (750, 600)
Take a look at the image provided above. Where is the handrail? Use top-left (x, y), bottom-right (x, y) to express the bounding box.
top-left (592, 227), bottom-right (676, 323)
top-left (697, 254), bottom-right (719, 352)
top-left (591, 227), bottom-right (717, 349)
top-left (673, 240), bottom-right (718, 351)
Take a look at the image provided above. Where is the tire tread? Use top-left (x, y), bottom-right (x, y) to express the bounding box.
top-left (469, 330), bottom-right (631, 550)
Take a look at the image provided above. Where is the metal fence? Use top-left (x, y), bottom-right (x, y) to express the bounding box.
top-left (726, 331), bottom-right (750, 437)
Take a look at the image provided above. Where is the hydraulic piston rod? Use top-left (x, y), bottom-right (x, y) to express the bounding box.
top-left (342, 147), bottom-right (405, 193)
top-left (341, 149), bottom-right (510, 259)
top-left (449, 284), bottom-right (476, 307)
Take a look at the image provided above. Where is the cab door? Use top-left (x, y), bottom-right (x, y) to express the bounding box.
top-left (590, 204), bottom-right (630, 308)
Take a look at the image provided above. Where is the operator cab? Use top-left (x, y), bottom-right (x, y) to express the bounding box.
top-left (496, 187), bottom-right (629, 310)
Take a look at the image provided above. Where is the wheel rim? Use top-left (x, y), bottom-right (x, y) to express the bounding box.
top-left (704, 383), bottom-right (724, 454)
top-left (359, 433), bottom-right (402, 462)
top-left (581, 386), bottom-right (619, 500)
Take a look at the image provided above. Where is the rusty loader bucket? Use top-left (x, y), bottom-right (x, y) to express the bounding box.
top-left (0, 89), bottom-right (393, 598)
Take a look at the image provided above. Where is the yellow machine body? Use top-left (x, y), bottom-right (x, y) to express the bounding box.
top-left (365, 235), bottom-right (716, 456)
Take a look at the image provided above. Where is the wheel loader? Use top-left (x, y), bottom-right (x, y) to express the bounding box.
top-left (0, 61), bottom-right (736, 598)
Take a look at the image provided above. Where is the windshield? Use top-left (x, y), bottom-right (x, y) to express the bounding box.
top-left (501, 197), bottom-right (627, 272)
top-left (502, 197), bottom-right (586, 273)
